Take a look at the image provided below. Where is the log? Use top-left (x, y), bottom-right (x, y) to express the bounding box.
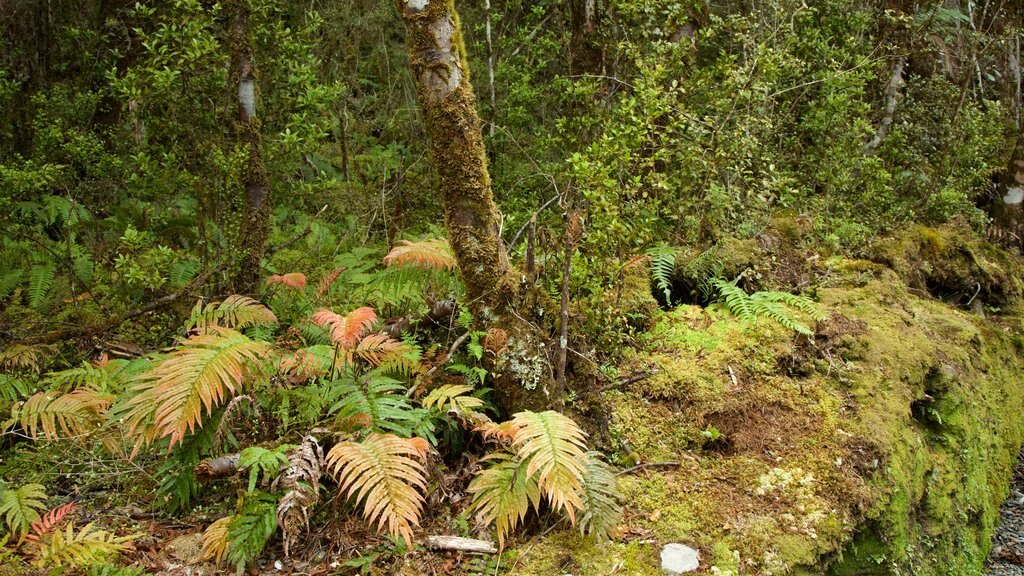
top-left (195, 453), bottom-right (240, 479)
top-left (422, 535), bottom-right (498, 554)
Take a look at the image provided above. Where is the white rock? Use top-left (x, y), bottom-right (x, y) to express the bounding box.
top-left (660, 543), bottom-right (700, 574)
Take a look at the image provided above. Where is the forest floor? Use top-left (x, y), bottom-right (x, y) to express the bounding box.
top-left (988, 450), bottom-right (1024, 574)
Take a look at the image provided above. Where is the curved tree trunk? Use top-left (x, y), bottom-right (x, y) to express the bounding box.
top-left (227, 0), bottom-right (271, 294)
top-left (397, 0), bottom-right (557, 414)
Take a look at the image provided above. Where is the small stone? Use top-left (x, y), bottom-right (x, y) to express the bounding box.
top-left (660, 543), bottom-right (700, 574)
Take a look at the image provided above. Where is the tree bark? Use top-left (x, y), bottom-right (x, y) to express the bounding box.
top-left (990, 134), bottom-right (1024, 244)
top-left (226, 0), bottom-right (271, 294)
top-left (397, 0), bottom-right (556, 414)
top-left (569, 0), bottom-right (603, 74)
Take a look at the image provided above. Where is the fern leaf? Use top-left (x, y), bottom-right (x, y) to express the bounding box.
top-left (0, 483), bottom-right (47, 536)
top-left (0, 269), bottom-right (25, 300)
top-left (28, 261), bottom-right (56, 309)
top-left (167, 259), bottom-right (199, 288)
top-left (710, 278), bottom-right (755, 320)
top-left (753, 291), bottom-right (828, 322)
top-left (0, 344), bottom-right (54, 373)
top-left (421, 384), bottom-right (488, 424)
top-left (467, 452), bottom-right (541, 548)
top-left (310, 307), bottom-right (377, 348)
top-left (186, 295), bottom-right (277, 333)
top-left (272, 436), bottom-right (323, 557)
top-left (238, 446), bottom-right (292, 494)
top-left (266, 272), bottom-right (308, 289)
top-left (750, 298), bottom-right (813, 336)
top-left (329, 373), bottom-right (417, 435)
top-left (122, 328), bottom-right (271, 451)
top-left (325, 433), bottom-right (430, 549)
top-left (16, 389), bottom-right (110, 440)
top-left (25, 502), bottom-right (76, 543)
top-left (645, 244), bottom-right (677, 304)
top-left (353, 334), bottom-right (406, 367)
top-left (383, 239), bottom-right (456, 271)
top-left (315, 267), bottom-right (346, 299)
top-left (510, 411), bottom-right (589, 522)
top-left (35, 522), bottom-right (134, 569)
top-left (201, 516), bottom-right (233, 564)
top-left (226, 493), bottom-right (277, 571)
top-left (578, 452), bottom-right (622, 538)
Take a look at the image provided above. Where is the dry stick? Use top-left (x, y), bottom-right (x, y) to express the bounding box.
top-left (422, 535), bottom-right (497, 554)
top-left (266, 204), bottom-right (329, 255)
top-left (598, 369), bottom-right (658, 393)
top-left (861, 56), bottom-right (906, 156)
top-left (616, 461), bottom-right (681, 477)
top-left (407, 330), bottom-right (473, 398)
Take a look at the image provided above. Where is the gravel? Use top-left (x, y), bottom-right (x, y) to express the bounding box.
top-left (988, 451), bottom-right (1024, 574)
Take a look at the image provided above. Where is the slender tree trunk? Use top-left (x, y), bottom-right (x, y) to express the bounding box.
top-left (227, 0), bottom-right (271, 294)
top-left (397, 0), bottom-right (559, 414)
top-left (992, 134), bottom-right (1024, 243)
top-left (569, 0), bottom-right (602, 74)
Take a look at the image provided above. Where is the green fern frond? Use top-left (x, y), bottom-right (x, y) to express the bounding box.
top-left (749, 298), bottom-right (813, 336)
top-left (238, 445), bottom-right (292, 494)
top-left (0, 483), bottom-right (47, 536)
top-left (578, 452), bottom-right (622, 538)
top-left (28, 261), bottom-right (56, 309)
top-left (645, 243), bottom-right (677, 304)
top-left (186, 295), bottom-right (277, 333)
top-left (226, 492), bottom-right (277, 572)
top-left (510, 411), bottom-right (589, 522)
top-left (329, 373), bottom-right (417, 436)
top-left (752, 291), bottom-right (827, 322)
top-left (710, 278), bottom-right (754, 320)
top-left (467, 452), bottom-right (540, 548)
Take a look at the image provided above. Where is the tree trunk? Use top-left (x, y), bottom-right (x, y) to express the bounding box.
top-left (991, 135), bottom-right (1024, 244)
top-left (569, 0), bottom-right (602, 74)
top-left (397, 0), bottom-right (556, 414)
top-left (226, 0), bottom-right (271, 294)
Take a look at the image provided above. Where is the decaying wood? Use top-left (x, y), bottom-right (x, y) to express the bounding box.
top-left (195, 453), bottom-right (240, 479)
top-left (422, 535), bottom-right (498, 554)
top-left (382, 298), bottom-right (458, 340)
top-left (598, 369), bottom-right (659, 393)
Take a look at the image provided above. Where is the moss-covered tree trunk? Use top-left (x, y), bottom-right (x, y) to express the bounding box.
top-left (992, 135), bottom-right (1024, 243)
top-left (397, 0), bottom-right (558, 414)
top-left (227, 0), bottom-right (271, 294)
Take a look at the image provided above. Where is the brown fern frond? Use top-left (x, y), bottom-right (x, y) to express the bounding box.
top-left (353, 334), bottom-right (405, 366)
top-left (383, 239), bottom-right (456, 271)
top-left (272, 436), bottom-right (323, 557)
top-left (188, 295), bottom-right (277, 333)
top-left (0, 344), bottom-right (55, 374)
top-left (277, 349), bottom-right (330, 384)
top-left (310, 307), bottom-right (377, 348)
top-left (315, 267), bottom-right (346, 299)
top-left (266, 272), bottom-right (308, 289)
top-left (201, 516), bottom-right (233, 564)
top-left (477, 420), bottom-right (519, 443)
top-left (122, 328), bottom-right (271, 451)
top-left (16, 389), bottom-right (110, 441)
top-left (510, 411), bottom-right (589, 522)
top-left (325, 433), bottom-right (430, 548)
top-left (24, 503), bottom-right (76, 543)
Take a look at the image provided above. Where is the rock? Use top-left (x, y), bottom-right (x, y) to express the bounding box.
top-left (660, 543), bottom-right (700, 574)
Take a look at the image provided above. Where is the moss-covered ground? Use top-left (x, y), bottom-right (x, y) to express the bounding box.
top-left (511, 230), bottom-right (1024, 575)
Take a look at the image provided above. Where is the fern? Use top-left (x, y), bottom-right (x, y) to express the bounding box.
top-left (383, 238), bottom-right (456, 271)
top-left (0, 269), bottom-right (25, 300)
top-left (467, 452), bottom-right (540, 548)
top-left (0, 374), bottom-right (33, 404)
top-left (35, 522), bottom-right (134, 569)
top-left (329, 373), bottom-right (419, 436)
top-left (15, 389), bottom-right (111, 441)
top-left (510, 411), bottom-right (589, 521)
top-left (0, 483), bottom-right (47, 536)
top-left (28, 260), bottom-right (56, 309)
top-left (645, 243), bottom-right (677, 304)
top-left (0, 344), bottom-right (54, 373)
top-left (226, 492), bottom-right (278, 572)
top-left (310, 306), bottom-right (377, 349)
top-left (186, 295), bottom-right (277, 334)
top-left (238, 445), bottom-right (292, 494)
top-left (421, 384), bottom-right (488, 424)
top-left (167, 260), bottom-right (199, 288)
top-left (201, 516), bottom-right (233, 564)
top-left (578, 452), bottom-right (621, 538)
top-left (25, 502), bottom-right (76, 543)
top-left (122, 327), bottom-right (271, 451)
top-left (272, 436), bottom-right (323, 557)
top-left (325, 433), bottom-right (430, 548)
top-left (708, 278), bottom-right (823, 336)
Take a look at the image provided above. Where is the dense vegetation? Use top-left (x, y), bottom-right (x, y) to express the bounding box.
top-left (1, 0), bottom-right (1023, 574)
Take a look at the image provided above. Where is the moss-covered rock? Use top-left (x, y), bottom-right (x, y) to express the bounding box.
top-left (512, 252), bottom-right (1024, 575)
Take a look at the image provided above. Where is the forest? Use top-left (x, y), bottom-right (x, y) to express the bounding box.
top-left (1, 0), bottom-right (1024, 574)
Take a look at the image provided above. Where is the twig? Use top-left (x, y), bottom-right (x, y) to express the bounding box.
top-left (266, 204), bottom-right (329, 255)
top-left (554, 210), bottom-right (575, 395)
top-left (408, 330), bottom-right (473, 397)
top-left (616, 461), bottom-right (681, 476)
top-left (507, 194), bottom-right (560, 253)
top-left (422, 535), bottom-right (497, 554)
top-left (598, 369), bottom-right (658, 393)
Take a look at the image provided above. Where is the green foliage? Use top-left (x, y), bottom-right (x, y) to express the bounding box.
top-left (708, 278), bottom-right (826, 336)
top-left (239, 445), bottom-right (293, 494)
top-left (329, 372), bottom-right (425, 437)
top-left (226, 492), bottom-right (278, 573)
top-left (0, 483), bottom-right (47, 536)
top-left (646, 243), bottom-right (677, 304)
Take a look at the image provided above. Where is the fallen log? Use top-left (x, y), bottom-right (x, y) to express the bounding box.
top-left (195, 453), bottom-right (240, 479)
top-left (422, 535), bottom-right (498, 554)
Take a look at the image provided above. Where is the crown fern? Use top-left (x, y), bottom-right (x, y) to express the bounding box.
top-left (467, 452), bottom-right (540, 548)
top-left (35, 522), bottom-right (134, 568)
top-left (325, 433), bottom-right (430, 548)
top-left (383, 238), bottom-right (456, 271)
top-left (186, 295), bottom-right (277, 333)
top-left (709, 278), bottom-right (824, 336)
top-left (15, 389), bottom-right (110, 441)
top-left (0, 483), bottom-right (47, 536)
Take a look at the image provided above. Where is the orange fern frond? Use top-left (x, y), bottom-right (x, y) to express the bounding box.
top-left (315, 267), bottom-right (346, 299)
top-left (201, 516), bottom-right (233, 564)
top-left (511, 411), bottom-right (589, 522)
top-left (383, 239), bottom-right (456, 271)
top-left (122, 328), bottom-right (271, 451)
top-left (353, 334), bottom-right (405, 366)
top-left (187, 295), bottom-right (277, 333)
top-left (266, 273), bottom-right (307, 289)
top-left (25, 502), bottom-right (76, 543)
top-left (277, 349), bottom-right (329, 384)
top-left (16, 389), bottom-right (110, 441)
top-left (310, 307), bottom-right (377, 349)
top-left (325, 433), bottom-right (430, 548)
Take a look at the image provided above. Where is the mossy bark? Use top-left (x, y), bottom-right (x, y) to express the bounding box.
top-left (990, 135), bottom-right (1024, 243)
top-left (397, 0), bottom-right (565, 415)
top-left (227, 0), bottom-right (271, 294)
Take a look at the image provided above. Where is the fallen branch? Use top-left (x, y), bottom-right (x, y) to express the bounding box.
top-left (599, 369), bottom-right (659, 393)
top-left (195, 453), bottom-right (240, 479)
top-left (616, 461), bottom-right (680, 476)
top-left (422, 535), bottom-right (498, 554)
